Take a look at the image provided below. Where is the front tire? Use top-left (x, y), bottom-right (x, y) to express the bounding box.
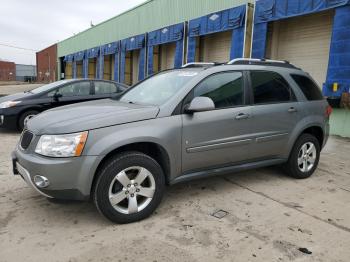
top-left (93, 152), bottom-right (165, 223)
top-left (285, 134), bottom-right (320, 179)
top-left (18, 110), bottom-right (39, 131)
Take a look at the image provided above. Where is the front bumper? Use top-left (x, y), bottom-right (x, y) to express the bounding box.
top-left (14, 160), bottom-right (53, 198)
top-left (0, 108), bottom-right (18, 129)
top-left (12, 147), bottom-right (103, 201)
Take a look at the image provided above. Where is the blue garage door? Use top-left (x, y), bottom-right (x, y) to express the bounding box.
top-left (251, 0), bottom-right (350, 96)
top-left (147, 23), bottom-right (184, 76)
top-left (120, 34), bottom-right (146, 85)
top-left (187, 4), bottom-right (247, 64)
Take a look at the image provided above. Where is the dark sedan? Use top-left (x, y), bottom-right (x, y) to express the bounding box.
top-left (0, 79), bottom-right (128, 130)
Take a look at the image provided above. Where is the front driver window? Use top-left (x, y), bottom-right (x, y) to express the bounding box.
top-left (52, 82), bottom-right (91, 97)
top-left (193, 72), bottom-right (244, 109)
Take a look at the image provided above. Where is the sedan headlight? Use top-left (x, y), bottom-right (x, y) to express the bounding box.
top-left (35, 131), bottom-right (88, 157)
top-left (0, 101), bottom-right (21, 108)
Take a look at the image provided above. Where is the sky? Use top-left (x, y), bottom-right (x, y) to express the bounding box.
top-left (0, 0), bottom-right (147, 65)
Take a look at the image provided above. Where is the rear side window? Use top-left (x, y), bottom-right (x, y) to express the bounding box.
top-left (291, 74), bottom-right (323, 101)
top-left (250, 71), bottom-right (294, 104)
top-left (194, 72), bottom-right (244, 109)
top-left (94, 81), bottom-right (117, 94)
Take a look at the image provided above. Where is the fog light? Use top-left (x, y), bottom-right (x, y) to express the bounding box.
top-left (33, 175), bottom-right (50, 188)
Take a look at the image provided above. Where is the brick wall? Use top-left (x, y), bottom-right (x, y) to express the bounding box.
top-left (0, 61), bottom-right (16, 81)
top-left (36, 44), bottom-right (57, 82)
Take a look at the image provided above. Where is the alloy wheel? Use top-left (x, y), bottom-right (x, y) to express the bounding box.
top-left (297, 142), bottom-right (317, 172)
top-left (108, 166), bottom-right (156, 214)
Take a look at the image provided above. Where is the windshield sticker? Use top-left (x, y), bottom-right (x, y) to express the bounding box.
top-left (178, 72), bottom-right (198, 77)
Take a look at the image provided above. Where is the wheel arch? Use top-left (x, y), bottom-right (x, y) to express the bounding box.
top-left (299, 126), bottom-right (324, 148)
top-left (90, 141), bottom-right (171, 196)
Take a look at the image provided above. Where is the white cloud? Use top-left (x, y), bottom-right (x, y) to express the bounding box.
top-left (0, 0), bottom-right (147, 65)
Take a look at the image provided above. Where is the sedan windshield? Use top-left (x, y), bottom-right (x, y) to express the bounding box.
top-left (29, 80), bottom-right (72, 94)
top-left (119, 70), bottom-right (199, 106)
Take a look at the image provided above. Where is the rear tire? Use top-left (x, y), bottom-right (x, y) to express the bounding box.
top-left (18, 110), bottom-right (39, 131)
top-left (93, 152), bottom-right (165, 224)
top-left (284, 134), bottom-right (320, 179)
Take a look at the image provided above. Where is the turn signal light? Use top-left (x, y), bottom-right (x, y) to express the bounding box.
top-left (75, 131), bottom-right (88, 156)
top-left (325, 105), bottom-right (333, 118)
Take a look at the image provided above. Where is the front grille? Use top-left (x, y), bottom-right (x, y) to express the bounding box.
top-left (20, 130), bottom-right (33, 150)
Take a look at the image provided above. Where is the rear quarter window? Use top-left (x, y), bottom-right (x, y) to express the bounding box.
top-left (250, 71), bottom-right (295, 104)
top-left (291, 74), bottom-right (323, 101)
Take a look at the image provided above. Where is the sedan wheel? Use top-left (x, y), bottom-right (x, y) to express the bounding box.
top-left (24, 114), bottom-right (36, 126)
top-left (18, 110), bottom-right (39, 131)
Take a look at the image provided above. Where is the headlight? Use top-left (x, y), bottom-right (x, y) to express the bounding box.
top-left (35, 131), bottom-right (88, 157)
top-left (0, 101), bottom-right (21, 108)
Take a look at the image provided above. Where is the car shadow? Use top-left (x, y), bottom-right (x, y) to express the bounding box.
top-left (0, 128), bottom-right (20, 135)
top-left (166, 166), bottom-right (286, 198)
top-left (42, 166), bottom-right (286, 225)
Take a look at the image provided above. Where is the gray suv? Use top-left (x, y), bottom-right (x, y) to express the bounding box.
top-left (12, 59), bottom-right (331, 223)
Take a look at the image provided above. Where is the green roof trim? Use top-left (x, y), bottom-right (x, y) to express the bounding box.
top-left (57, 0), bottom-right (251, 57)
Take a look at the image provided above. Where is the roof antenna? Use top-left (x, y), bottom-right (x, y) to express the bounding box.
top-left (90, 21), bottom-right (95, 27)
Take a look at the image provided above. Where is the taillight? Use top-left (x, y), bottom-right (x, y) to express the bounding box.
top-left (325, 105), bottom-right (333, 118)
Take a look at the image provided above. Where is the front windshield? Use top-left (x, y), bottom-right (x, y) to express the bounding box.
top-left (29, 80), bottom-right (72, 94)
top-left (119, 70), bottom-right (199, 106)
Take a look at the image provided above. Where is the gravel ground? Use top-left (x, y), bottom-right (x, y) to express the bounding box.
top-left (0, 83), bottom-right (42, 96)
top-left (0, 84), bottom-right (349, 262)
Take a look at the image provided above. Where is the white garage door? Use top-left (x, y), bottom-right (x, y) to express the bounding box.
top-left (65, 63), bottom-right (72, 79)
top-left (160, 42), bottom-right (176, 71)
top-left (103, 55), bottom-right (112, 80)
top-left (76, 62), bottom-right (83, 78)
top-left (111, 55), bottom-right (115, 80)
top-left (132, 50), bottom-right (140, 85)
top-left (88, 59), bottom-right (96, 79)
top-left (266, 10), bottom-right (334, 87)
top-left (200, 31), bottom-right (232, 63)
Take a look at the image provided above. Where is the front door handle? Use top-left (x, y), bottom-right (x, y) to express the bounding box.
top-left (235, 113), bottom-right (250, 120)
top-left (288, 107), bottom-right (298, 113)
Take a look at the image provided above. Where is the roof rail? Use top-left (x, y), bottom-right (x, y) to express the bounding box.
top-left (227, 58), bottom-right (300, 69)
top-left (182, 62), bottom-right (222, 68)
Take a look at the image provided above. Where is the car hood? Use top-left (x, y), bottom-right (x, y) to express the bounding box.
top-left (27, 99), bottom-right (160, 135)
top-left (0, 92), bottom-right (31, 103)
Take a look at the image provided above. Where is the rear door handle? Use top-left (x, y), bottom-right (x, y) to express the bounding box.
top-left (235, 113), bottom-right (250, 120)
top-left (288, 107), bottom-right (298, 113)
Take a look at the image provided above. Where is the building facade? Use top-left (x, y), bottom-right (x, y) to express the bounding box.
top-left (36, 44), bottom-right (57, 82)
top-left (0, 60), bottom-right (16, 81)
top-left (251, 0), bottom-right (350, 137)
top-left (57, 0), bottom-right (253, 85)
top-left (43, 0), bottom-right (350, 137)
top-left (15, 64), bottom-right (36, 82)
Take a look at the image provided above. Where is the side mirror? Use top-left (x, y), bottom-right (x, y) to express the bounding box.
top-left (185, 97), bottom-right (215, 113)
top-left (53, 93), bottom-right (62, 101)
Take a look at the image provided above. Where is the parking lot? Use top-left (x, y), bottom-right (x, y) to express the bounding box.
top-left (0, 84), bottom-right (349, 262)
